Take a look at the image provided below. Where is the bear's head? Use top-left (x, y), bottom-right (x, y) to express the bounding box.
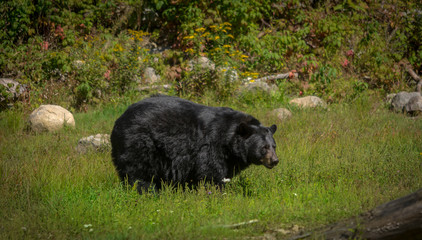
top-left (237, 122), bottom-right (279, 169)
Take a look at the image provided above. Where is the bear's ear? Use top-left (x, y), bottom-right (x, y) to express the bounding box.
top-left (269, 124), bottom-right (277, 134)
top-left (236, 122), bottom-right (254, 139)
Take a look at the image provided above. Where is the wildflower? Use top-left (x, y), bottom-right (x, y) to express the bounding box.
top-left (227, 34), bottom-right (234, 39)
top-left (223, 45), bottom-right (231, 48)
top-left (184, 48), bottom-right (194, 53)
top-left (223, 22), bottom-right (232, 26)
top-left (346, 49), bottom-right (354, 57)
top-left (195, 27), bottom-right (206, 32)
top-left (241, 55), bottom-right (249, 59)
top-left (215, 36), bottom-right (220, 40)
top-left (183, 35), bottom-right (195, 40)
top-left (342, 58), bottom-right (350, 67)
top-left (41, 41), bottom-right (49, 51)
top-left (249, 79), bottom-right (255, 83)
top-left (104, 70), bottom-right (111, 80)
top-left (201, 32), bottom-right (210, 37)
top-left (289, 70), bottom-right (297, 78)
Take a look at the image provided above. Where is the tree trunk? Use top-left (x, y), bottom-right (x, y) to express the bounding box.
top-left (296, 189), bottom-right (422, 240)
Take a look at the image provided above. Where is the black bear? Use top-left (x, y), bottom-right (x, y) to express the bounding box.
top-left (111, 95), bottom-right (278, 193)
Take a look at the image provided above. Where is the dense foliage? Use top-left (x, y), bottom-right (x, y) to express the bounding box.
top-left (0, 0), bottom-right (421, 109)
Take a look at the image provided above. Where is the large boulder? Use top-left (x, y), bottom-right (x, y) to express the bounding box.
top-left (29, 105), bottom-right (75, 132)
top-left (404, 95), bottom-right (422, 115)
top-left (77, 134), bottom-right (110, 153)
top-left (290, 96), bottom-right (327, 108)
top-left (391, 92), bottom-right (421, 113)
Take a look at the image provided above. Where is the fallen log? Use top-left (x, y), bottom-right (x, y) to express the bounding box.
top-left (292, 189), bottom-right (422, 240)
top-left (400, 59), bottom-right (422, 93)
top-left (248, 70), bottom-right (298, 83)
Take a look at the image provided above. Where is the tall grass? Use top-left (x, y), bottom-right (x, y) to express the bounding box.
top-left (1, 94), bottom-right (421, 239)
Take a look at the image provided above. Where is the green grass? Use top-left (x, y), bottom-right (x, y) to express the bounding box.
top-left (1, 94), bottom-right (422, 239)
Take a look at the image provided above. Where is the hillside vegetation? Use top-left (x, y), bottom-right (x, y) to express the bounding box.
top-left (1, 0), bottom-right (421, 109)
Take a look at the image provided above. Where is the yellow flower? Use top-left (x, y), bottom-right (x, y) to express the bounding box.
top-left (223, 22), bottom-right (232, 26)
top-left (241, 55), bottom-right (249, 58)
top-left (183, 35), bottom-right (195, 40)
top-left (249, 79), bottom-right (255, 83)
top-left (195, 27), bottom-right (206, 32)
top-left (227, 34), bottom-right (234, 39)
top-left (184, 48), bottom-right (194, 53)
top-left (201, 32), bottom-right (210, 37)
top-left (223, 45), bottom-right (231, 48)
top-left (215, 36), bottom-right (220, 40)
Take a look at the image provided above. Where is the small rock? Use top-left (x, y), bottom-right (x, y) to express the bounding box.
top-left (267, 108), bottom-right (292, 121)
top-left (290, 96), bottom-right (327, 108)
top-left (404, 95), bottom-right (422, 115)
top-left (187, 57), bottom-right (215, 72)
top-left (241, 82), bottom-right (278, 95)
top-left (218, 67), bottom-right (239, 82)
top-left (29, 105), bottom-right (75, 132)
top-left (391, 92), bottom-right (421, 112)
top-left (73, 60), bottom-right (85, 69)
top-left (136, 84), bottom-right (172, 92)
top-left (143, 67), bottom-right (161, 84)
top-left (0, 78), bottom-right (27, 104)
top-left (386, 93), bottom-right (397, 105)
top-left (77, 134), bottom-right (110, 153)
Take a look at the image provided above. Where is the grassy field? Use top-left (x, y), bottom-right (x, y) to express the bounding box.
top-left (1, 93), bottom-right (421, 239)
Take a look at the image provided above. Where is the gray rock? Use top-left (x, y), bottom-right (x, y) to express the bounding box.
top-left (289, 96), bottom-right (327, 108)
top-left (77, 134), bottom-right (111, 153)
top-left (391, 92), bottom-right (421, 112)
top-left (219, 67), bottom-right (239, 82)
top-left (0, 78), bottom-right (26, 103)
top-left (73, 60), bottom-right (85, 69)
top-left (267, 108), bottom-right (292, 121)
top-left (404, 95), bottom-right (422, 114)
top-left (136, 84), bottom-right (172, 92)
top-left (187, 57), bottom-right (215, 72)
top-left (143, 67), bottom-right (161, 84)
top-left (29, 105), bottom-right (75, 132)
top-left (241, 82), bottom-right (278, 94)
top-left (386, 93), bottom-right (397, 105)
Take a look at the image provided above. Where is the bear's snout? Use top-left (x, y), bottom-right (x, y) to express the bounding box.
top-left (261, 148), bottom-right (279, 169)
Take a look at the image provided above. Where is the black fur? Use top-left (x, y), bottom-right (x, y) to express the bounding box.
top-left (111, 95), bottom-right (278, 193)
